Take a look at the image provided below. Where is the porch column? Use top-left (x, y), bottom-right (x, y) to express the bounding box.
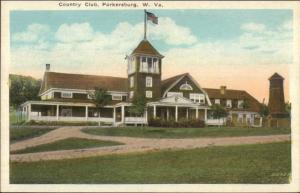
top-left (167, 108), bottom-right (170, 121)
top-left (175, 105), bottom-right (178, 122)
top-left (186, 108), bottom-right (189, 119)
top-left (121, 105), bottom-right (125, 123)
top-left (196, 107), bottom-right (199, 119)
top-left (28, 104), bottom-right (31, 121)
top-left (144, 108), bottom-right (148, 123)
top-left (56, 105), bottom-right (59, 121)
top-left (204, 108), bottom-right (207, 121)
top-left (85, 106), bottom-right (88, 121)
top-left (113, 107), bottom-right (116, 123)
top-left (153, 105), bottom-right (156, 118)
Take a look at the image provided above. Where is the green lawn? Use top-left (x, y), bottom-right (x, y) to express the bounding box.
top-left (10, 127), bottom-right (55, 143)
top-left (83, 126), bottom-right (291, 139)
top-left (10, 141), bottom-right (291, 184)
top-left (11, 138), bottom-right (124, 154)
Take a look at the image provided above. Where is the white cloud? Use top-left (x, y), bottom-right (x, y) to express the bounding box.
top-left (281, 20), bottom-right (293, 30)
top-left (149, 17), bottom-right (198, 45)
top-left (55, 23), bottom-right (94, 42)
top-left (12, 23), bottom-right (50, 42)
top-left (241, 22), bottom-right (266, 32)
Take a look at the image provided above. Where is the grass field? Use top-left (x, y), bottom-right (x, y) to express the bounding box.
top-left (10, 141), bottom-right (291, 184)
top-left (83, 126), bottom-right (291, 139)
top-left (11, 138), bottom-right (123, 154)
top-left (10, 127), bottom-right (55, 143)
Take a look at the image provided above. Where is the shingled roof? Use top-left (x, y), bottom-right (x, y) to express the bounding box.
top-left (203, 88), bottom-right (261, 112)
top-left (39, 72), bottom-right (128, 95)
top-left (131, 40), bottom-right (163, 57)
top-left (161, 73), bottom-right (188, 94)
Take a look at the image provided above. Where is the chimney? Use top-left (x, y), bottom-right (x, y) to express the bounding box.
top-left (220, 86), bottom-right (226, 95)
top-left (46, 63), bottom-right (50, 71)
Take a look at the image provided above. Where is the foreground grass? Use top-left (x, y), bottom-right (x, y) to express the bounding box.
top-left (11, 138), bottom-right (123, 154)
top-left (83, 126), bottom-right (291, 139)
top-left (10, 141), bottom-right (291, 184)
top-left (10, 127), bottom-right (55, 143)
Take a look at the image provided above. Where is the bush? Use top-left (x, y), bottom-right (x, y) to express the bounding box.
top-left (148, 118), bottom-right (205, 128)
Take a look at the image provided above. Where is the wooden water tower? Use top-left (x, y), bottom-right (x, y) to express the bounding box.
top-left (267, 73), bottom-right (290, 127)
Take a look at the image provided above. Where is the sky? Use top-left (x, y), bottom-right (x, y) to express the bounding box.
top-left (10, 9), bottom-right (293, 102)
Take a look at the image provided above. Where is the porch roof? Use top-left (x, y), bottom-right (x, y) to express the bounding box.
top-left (147, 96), bottom-right (209, 109)
top-left (21, 100), bottom-right (108, 107)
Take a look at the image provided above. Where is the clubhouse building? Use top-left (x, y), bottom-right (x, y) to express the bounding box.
top-left (20, 39), bottom-right (263, 127)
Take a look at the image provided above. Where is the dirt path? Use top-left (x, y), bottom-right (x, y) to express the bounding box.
top-left (10, 126), bottom-right (291, 162)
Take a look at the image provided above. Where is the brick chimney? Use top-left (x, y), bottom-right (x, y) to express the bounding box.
top-left (46, 63), bottom-right (50, 71)
top-left (220, 86), bottom-right (226, 95)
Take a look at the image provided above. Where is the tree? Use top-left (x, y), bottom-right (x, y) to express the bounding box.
top-left (128, 93), bottom-right (147, 116)
top-left (9, 74), bottom-right (41, 108)
top-left (210, 104), bottom-right (228, 127)
top-left (89, 87), bottom-right (111, 117)
top-left (259, 103), bottom-right (269, 118)
top-left (285, 102), bottom-right (291, 117)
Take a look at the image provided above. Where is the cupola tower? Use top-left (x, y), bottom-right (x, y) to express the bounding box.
top-left (127, 40), bottom-right (164, 101)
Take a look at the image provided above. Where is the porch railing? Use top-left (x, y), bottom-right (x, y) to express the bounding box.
top-left (206, 119), bottom-right (225, 126)
top-left (125, 117), bottom-right (147, 124)
top-left (29, 115), bottom-right (114, 123)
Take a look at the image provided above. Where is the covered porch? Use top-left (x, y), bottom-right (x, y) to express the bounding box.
top-left (147, 96), bottom-right (209, 122)
top-left (20, 101), bottom-right (148, 126)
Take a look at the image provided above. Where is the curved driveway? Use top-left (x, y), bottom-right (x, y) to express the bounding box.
top-left (10, 126), bottom-right (291, 162)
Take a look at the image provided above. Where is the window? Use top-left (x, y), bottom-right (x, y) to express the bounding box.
top-left (215, 99), bottom-right (220, 105)
top-left (146, 76), bottom-right (153, 87)
top-left (61, 92), bottom-right (72, 98)
top-left (180, 82), bottom-right (193, 90)
top-left (130, 76), bottom-right (134, 88)
top-left (238, 100), bottom-right (244, 108)
top-left (167, 92), bottom-right (183, 97)
top-left (127, 56), bottom-right (135, 74)
top-left (146, 91), bottom-right (152, 98)
top-left (153, 58), bottom-right (159, 73)
top-left (129, 91), bottom-right (134, 99)
top-left (190, 93), bottom-right (205, 104)
top-left (87, 93), bottom-right (94, 99)
top-left (226, 99), bottom-right (232, 108)
top-left (140, 57), bottom-right (159, 73)
top-left (112, 94), bottom-right (122, 101)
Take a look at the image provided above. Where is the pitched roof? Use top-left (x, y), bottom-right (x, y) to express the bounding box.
top-left (131, 40), bottom-right (163, 57)
top-left (161, 73), bottom-right (261, 112)
top-left (269, 72), bottom-right (284, 80)
top-left (39, 72), bottom-right (128, 95)
top-left (161, 73), bottom-right (188, 95)
top-left (203, 88), bottom-right (261, 112)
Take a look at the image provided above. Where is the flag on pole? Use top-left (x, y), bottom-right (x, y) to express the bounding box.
top-left (146, 11), bottom-right (158, 24)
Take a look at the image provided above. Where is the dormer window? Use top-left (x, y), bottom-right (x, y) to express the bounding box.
top-left (238, 100), bottom-right (244, 109)
top-left (215, 99), bottom-right (220, 105)
top-left (61, 92), bottom-right (72, 98)
top-left (226, 99), bottom-right (232, 108)
top-left (140, 56), bottom-right (159, 73)
top-left (180, 82), bottom-right (193, 91)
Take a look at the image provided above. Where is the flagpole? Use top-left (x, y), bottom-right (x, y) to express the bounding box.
top-left (144, 9), bottom-right (147, 40)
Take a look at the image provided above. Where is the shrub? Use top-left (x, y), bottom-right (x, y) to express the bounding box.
top-left (148, 118), bottom-right (205, 128)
